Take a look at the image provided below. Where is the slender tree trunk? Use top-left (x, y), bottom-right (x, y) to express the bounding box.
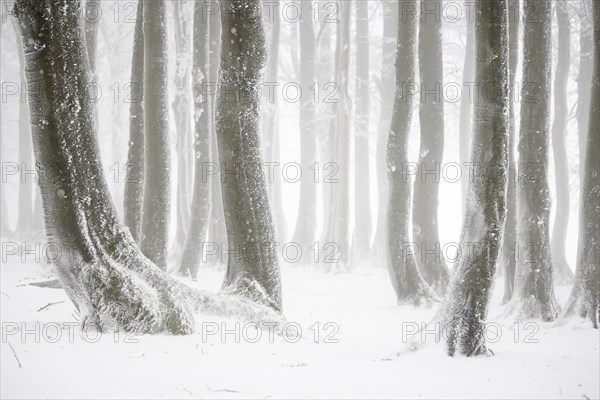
top-left (171, 0), bottom-right (193, 261)
top-left (217, 0), bottom-right (282, 311)
top-left (292, 0), bottom-right (318, 249)
top-left (413, 0), bottom-right (449, 294)
top-left (511, 0), bottom-right (560, 321)
top-left (442, 0), bottom-right (509, 356)
top-left (13, 0), bottom-right (282, 333)
top-left (562, 0), bottom-right (599, 328)
top-left (459, 17), bottom-right (474, 211)
top-left (577, 7), bottom-right (593, 193)
top-left (354, 0), bottom-right (372, 258)
top-left (124, 0), bottom-right (145, 244)
top-left (373, 0), bottom-right (398, 257)
top-left (387, 0), bottom-right (436, 305)
top-left (502, 0), bottom-right (519, 304)
top-left (140, 0), bottom-right (171, 270)
top-left (177, 0), bottom-right (212, 279)
top-left (551, 0), bottom-right (575, 284)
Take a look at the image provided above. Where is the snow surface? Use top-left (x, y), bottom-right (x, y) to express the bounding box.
top-left (1, 258), bottom-right (598, 399)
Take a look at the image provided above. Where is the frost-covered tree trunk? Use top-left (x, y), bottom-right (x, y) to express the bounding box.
top-left (511, 0), bottom-right (560, 321)
top-left (171, 0), bottom-right (193, 260)
top-left (502, 0), bottom-right (519, 304)
top-left (551, 0), bottom-right (574, 284)
top-left (413, 0), bottom-right (449, 294)
top-left (441, 0), bottom-right (509, 356)
top-left (216, 0), bottom-right (282, 311)
top-left (459, 17), bottom-right (474, 209)
top-left (123, 0), bottom-right (144, 243)
top-left (177, 0), bottom-right (211, 279)
top-left (140, 0), bottom-right (170, 270)
top-left (373, 0), bottom-right (397, 257)
top-left (291, 0), bottom-right (317, 248)
top-left (386, 0), bottom-right (436, 305)
top-left (353, 0), bottom-right (372, 257)
top-left (13, 0), bottom-right (282, 333)
top-left (265, 5), bottom-right (287, 241)
top-left (12, 19), bottom-right (33, 233)
top-left (562, 0), bottom-right (599, 328)
top-left (577, 6), bottom-right (593, 191)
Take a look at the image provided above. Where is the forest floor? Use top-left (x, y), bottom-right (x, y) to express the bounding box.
top-left (1, 256), bottom-right (598, 399)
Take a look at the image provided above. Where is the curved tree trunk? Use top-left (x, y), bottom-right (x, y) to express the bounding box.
top-left (458, 16), bottom-right (474, 211)
top-left (217, 0), bottom-right (282, 312)
top-left (123, 0), bottom-right (144, 243)
top-left (442, 0), bottom-right (509, 356)
top-left (386, 0), bottom-right (436, 305)
top-left (502, 0), bottom-right (519, 304)
top-left (13, 0), bottom-right (282, 334)
top-left (291, 0), bottom-right (318, 250)
top-left (140, 0), bottom-right (170, 270)
top-left (511, 0), bottom-right (560, 321)
top-left (413, 0), bottom-right (449, 294)
top-left (551, 0), bottom-right (575, 285)
top-left (562, 0), bottom-right (599, 328)
top-left (177, 0), bottom-right (212, 279)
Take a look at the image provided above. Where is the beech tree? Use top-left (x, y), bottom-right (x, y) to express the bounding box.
top-left (562, 0), bottom-right (599, 328)
top-left (386, 0), bottom-right (436, 305)
top-left (458, 15), bottom-right (474, 208)
top-left (441, 0), bottom-right (509, 356)
top-left (511, 0), bottom-right (560, 321)
top-left (13, 0), bottom-right (281, 334)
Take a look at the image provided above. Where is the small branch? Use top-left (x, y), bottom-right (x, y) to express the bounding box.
top-left (7, 341), bottom-right (22, 368)
top-left (206, 386), bottom-right (239, 393)
top-left (37, 301), bottom-right (65, 312)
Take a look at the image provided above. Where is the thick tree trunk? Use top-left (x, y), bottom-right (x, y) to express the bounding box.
top-left (171, 0), bottom-right (193, 261)
top-left (140, 0), bottom-right (170, 270)
top-left (562, 0), bottom-right (599, 328)
top-left (353, 0), bottom-right (372, 258)
top-left (123, 0), bottom-right (145, 244)
top-left (386, 0), bottom-right (436, 305)
top-left (511, 0), bottom-right (560, 321)
top-left (217, 0), bottom-right (282, 312)
top-left (177, 0), bottom-right (212, 279)
top-left (413, 0), bottom-right (449, 294)
top-left (373, 0), bottom-right (398, 258)
top-left (13, 0), bottom-right (282, 334)
top-left (502, 0), bottom-right (519, 304)
top-left (291, 0), bottom-right (318, 248)
top-left (442, 0), bottom-right (509, 356)
top-left (577, 7), bottom-right (593, 194)
top-left (551, 0), bottom-right (575, 284)
top-left (459, 17), bottom-right (474, 211)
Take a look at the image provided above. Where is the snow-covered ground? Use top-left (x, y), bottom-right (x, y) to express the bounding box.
top-left (1, 257), bottom-right (598, 399)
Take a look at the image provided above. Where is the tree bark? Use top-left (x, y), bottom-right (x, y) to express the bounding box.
top-left (177, 0), bottom-right (212, 279)
top-left (459, 16), bottom-right (474, 211)
top-left (123, 0), bottom-right (144, 244)
top-left (353, 0), bottom-right (372, 257)
top-left (442, 0), bottom-right (509, 356)
top-left (562, 0), bottom-right (599, 328)
top-left (550, 0), bottom-right (575, 284)
top-left (413, 0), bottom-right (449, 294)
top-left (511, 0), bottom-right (560, 321)
top-left (140, 0), bottom-right (170, 270)
top-left (386, 0), bottom-right (436, 305)
top-left (577, 6), bottom-right (593, 195)
top-left (217, 0), bottom-right (282, 312)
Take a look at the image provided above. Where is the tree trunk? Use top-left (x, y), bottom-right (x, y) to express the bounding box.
top-left (353, 0), bottom-right (372, 258)
top-left (171, 0), bottom-right (193, 262)
top-left (413, 0), bottom-right (449, 294)
top-left (459, 17), bottom-right (474, 211)
top-left (177, 0), bottom-right (212, 279)
top-left (551, 0), bottom-right (575, 284)
top-left (123, 0), bottom-right (145, 244)
top-left (13, 0), bottom-right (282, 334)
top-left (511, 0), bottom-right (560, 321)
top-left (501, 0), bottom-right (519, 304)
top-left (291, 0), bottom-right (318, 249)
top-left (373, 0), bottom-right (398, 258)
top-left (441, 0), bottom-right (510, 356)
top-left (140, 0), bottom-right (170, 270)
top-left (386, 0), bottom-right (436, 305)
top-left (562, 0), bottom-right (599, 328)
top-left (217, 0), bottom-right (282, 312)
top-left (577, 6), bottom-right (593, 195)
